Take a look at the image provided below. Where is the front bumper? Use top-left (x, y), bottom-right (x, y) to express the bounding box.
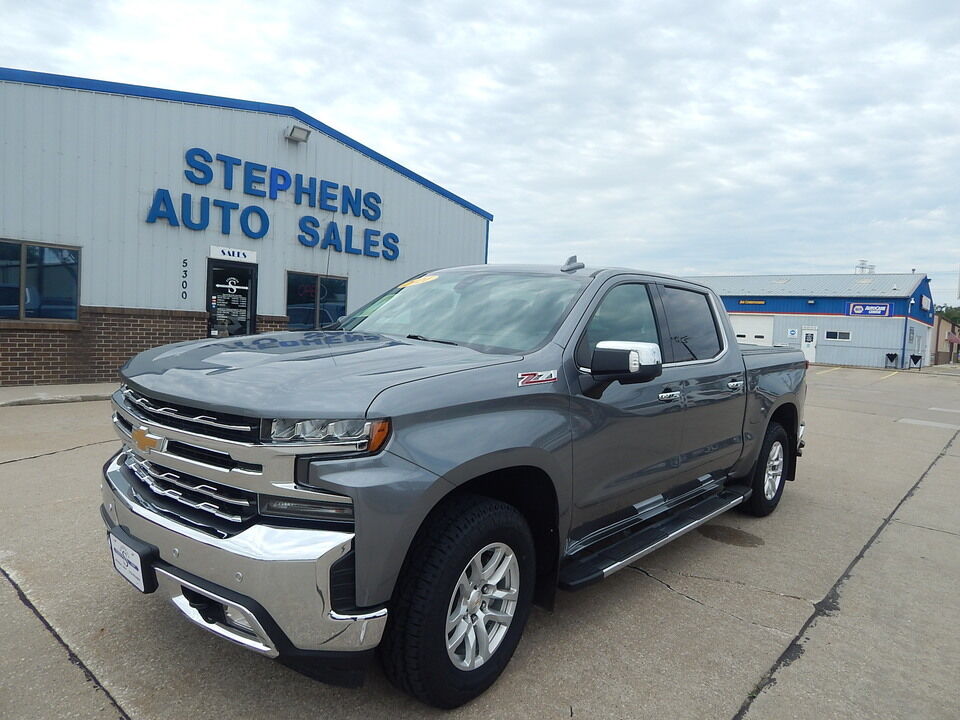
top-left (101, 452), bottom-right (387, 661)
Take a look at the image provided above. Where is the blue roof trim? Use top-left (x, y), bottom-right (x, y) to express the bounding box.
top-left (0, 67), bottom-right (494, 222)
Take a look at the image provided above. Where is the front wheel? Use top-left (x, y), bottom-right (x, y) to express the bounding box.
top-left (742, 422), bottom-right (791, 516)
top-left (379, 495), bottom-right (535, 708)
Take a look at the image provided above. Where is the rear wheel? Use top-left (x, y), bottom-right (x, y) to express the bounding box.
top-left (742, 422), bottom-right (791, 516)
top-left (379, 495), bottom-right (535, 708)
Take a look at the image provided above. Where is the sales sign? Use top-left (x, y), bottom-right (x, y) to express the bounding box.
top-left (210, 245), bottom-right (257, 263)
top-left (847, 303), bottom-right (891, 317)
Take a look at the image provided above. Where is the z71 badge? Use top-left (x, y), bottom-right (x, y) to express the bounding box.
top-left (517, 370), bottom-right (558, 387)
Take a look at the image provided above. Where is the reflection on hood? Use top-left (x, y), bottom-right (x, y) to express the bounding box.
top-left (120, 331), bottom-right (519, 418)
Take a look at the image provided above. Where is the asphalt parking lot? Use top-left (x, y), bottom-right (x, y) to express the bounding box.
top-left (1, 366), bottom-right (958, 719)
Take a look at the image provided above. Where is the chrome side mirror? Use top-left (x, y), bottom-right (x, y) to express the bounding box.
top-left (590, 341), bottom-right (663, 383)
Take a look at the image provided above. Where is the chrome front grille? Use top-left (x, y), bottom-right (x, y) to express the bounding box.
top-left (113, 411), bottom-right (262, 475)
top-left (121, 386), bottom-right (262, 442)
top-left (128, 457), bottom-right (257, 527)
top-left (111, 385), bottom-right (355, 538)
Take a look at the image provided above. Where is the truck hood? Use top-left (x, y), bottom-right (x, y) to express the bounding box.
top-left (120, 331), bottom-right (521, 418)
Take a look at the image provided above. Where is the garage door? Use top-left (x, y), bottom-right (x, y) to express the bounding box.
top-left (729, 314), bottom-right (775, 346)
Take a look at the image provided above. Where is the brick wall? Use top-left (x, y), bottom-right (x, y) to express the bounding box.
top-left (1, 307), bottom-right (291, 386)
top-left (256, 315), bottom-right (289, 334)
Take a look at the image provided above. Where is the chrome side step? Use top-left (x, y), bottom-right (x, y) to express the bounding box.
top-left (558, 486), bottom-right (751, 591)
top-left (601, 493), bottom-right (744, 577)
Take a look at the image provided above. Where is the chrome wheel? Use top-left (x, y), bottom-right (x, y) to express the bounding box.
top-left (763, 441), bottom-right (784, 500)
top-left (445, 542), bottom-right (519, 671)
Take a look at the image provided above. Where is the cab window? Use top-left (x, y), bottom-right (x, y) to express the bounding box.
top-left (660, 286), bottom-right (722, 361)
top-left (575, 283), bottom-right (660, 368)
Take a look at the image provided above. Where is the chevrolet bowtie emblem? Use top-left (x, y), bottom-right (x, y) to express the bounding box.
top-left (132, 427), bottom-right (166, 453)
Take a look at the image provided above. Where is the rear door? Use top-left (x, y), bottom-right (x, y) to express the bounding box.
top-left (567, 279), bottom-right (685, 534)
top-left (657, 284), bottom-right (747, 483)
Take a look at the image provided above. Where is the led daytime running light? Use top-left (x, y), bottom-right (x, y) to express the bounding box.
top-left (269, 417), bottom-right (391, 452)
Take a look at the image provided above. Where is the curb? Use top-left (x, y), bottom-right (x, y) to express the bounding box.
top-left (0, 393), bottom-right (114, 408)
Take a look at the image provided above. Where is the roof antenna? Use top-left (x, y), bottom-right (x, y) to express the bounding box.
top-left (561, 255), bottom-right (585, 273)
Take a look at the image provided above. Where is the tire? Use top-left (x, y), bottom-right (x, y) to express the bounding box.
top-left (742, 422), bottom-right (791, 517)
top-left (379, 494), bottom-right (536, 708)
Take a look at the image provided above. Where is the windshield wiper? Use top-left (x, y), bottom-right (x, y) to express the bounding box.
top-left (406, 334), bottom-right (459, 346)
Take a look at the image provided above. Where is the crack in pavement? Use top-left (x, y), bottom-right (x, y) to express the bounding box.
top-left (731, 428), bottom-right (960, 720)
top-left (639, 566), bottom-right (817, 606)
top-left (0, 564), bottom-right (130, 720)
top-left (630, 566), bottom-right (794, 639)
top-left (890, 518), bottom-right (960, 538)
top-left (0, 439), bottom-right (118, 466)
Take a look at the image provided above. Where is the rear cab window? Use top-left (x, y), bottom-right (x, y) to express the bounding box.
top-left (659, 285), bottom-right (723, 362)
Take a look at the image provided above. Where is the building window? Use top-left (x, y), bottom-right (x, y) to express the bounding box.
top-left (0, 240), bottom-right (80, 320)
top-left (825, 330), bottom-right (851, 341)
top-left (286, 272), bottom-right (348, 329)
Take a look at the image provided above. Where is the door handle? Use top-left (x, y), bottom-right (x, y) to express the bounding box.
top-left (727, 380), bottom-right (744, 391)
top-left (658, 391), bottom-right (681, 402)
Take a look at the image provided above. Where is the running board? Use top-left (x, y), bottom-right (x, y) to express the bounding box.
top-left (558, 486), bottom-right (751, 591)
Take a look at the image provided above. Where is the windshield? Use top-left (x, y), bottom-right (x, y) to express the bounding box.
top-left (340, 270), bottom-right (590, 353)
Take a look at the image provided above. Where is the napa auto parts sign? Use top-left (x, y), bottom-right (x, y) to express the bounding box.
top-left (847, 303), bottom-right (891, 317)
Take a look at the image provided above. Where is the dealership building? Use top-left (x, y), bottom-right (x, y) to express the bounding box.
top-left (695, 273), bottom-right (935, 368)
top-left (0, 68), bottom-right (491, 386)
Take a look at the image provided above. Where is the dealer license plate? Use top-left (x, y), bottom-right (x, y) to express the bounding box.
top-left (109, 531), bottom-right (149, 592)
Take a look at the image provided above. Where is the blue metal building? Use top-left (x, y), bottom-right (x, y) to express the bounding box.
top-left (693, 273), bottom-right (935, 369)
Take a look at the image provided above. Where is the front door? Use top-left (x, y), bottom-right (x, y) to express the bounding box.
top-left (207, 260), bottom-right (257, 337)
top-left (568, 281), bottom-right (684, 537)
top-left (801, 326), bottom-right (817, 363)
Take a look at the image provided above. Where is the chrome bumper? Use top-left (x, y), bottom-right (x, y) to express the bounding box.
top-left (101, 452), bottom-right (387, 656)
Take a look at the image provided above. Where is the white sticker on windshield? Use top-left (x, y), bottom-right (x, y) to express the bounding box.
top-left (518, 370), bottom-right (558, 387)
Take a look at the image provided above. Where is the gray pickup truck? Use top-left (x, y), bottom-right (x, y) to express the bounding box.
top-left (101, 260), bottom-right (806, 707)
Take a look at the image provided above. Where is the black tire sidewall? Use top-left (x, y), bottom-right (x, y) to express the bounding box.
top-left (748, 423), bottom-right (791, 516)
top-left (385, 497), bottom-right (536, 708)
top-left (424, 514), bottom-right (535, 705)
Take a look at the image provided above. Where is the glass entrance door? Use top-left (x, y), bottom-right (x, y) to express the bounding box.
top-left (207, 260), bottom-right (257, 337)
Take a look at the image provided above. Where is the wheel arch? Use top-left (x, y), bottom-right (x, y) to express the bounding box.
top-left (732, 399), bottom-right (800, 480)
top-left (397, 464), bottom-right (562, 610)
top-left (768, 402), bottom-right (799, 481)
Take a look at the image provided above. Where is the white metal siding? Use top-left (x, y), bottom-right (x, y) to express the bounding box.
top-left (0, 81), bottom-right (488, 316)
top-left (762, 314), bottom-right (932, 368)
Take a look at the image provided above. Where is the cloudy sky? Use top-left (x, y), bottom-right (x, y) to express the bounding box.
top-left (4, 0), bottom-right (959, 302)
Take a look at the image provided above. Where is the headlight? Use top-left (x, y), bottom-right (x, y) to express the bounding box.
top-left (269, 417), bottom-right (391, 453)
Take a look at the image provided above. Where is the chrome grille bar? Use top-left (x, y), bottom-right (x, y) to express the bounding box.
top-left (137, 462), bottom-right (252, 507)
top-left (129, 460), bottom-right (244, 523)
top-left (122, 387), bottom-right (257, 433)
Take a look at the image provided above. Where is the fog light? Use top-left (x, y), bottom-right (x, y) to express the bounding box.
top-left (224, 605), bottom-right (255, 635)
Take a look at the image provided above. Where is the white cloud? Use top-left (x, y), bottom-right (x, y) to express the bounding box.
top-left (2, 0), bottom-right (958, 301)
